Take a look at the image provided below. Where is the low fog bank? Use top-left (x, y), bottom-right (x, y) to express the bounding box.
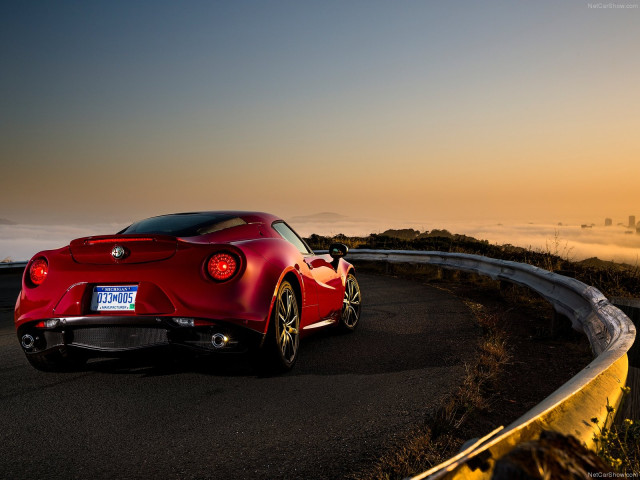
top-left (0, 223), bottom-right (126, 262)
top-left (293, 219), bottom-right (640, 266)
top-left (460, 223), bottom-right (640, 265)
top-left (2, 220), bottom-right (639, 266)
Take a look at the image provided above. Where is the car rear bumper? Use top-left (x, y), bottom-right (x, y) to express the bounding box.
top-left (17, 315), bottom-right (266, 358)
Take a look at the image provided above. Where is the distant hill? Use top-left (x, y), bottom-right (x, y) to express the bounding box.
top-left (578, 257), bottom-right (622, 269)
top-left (289, 212), bottom-right (348, 223)
top-left (0, 218), bottom-right (16, 225)
top-left (380, 228), bottom-right (420, 239)
top-left (418, 229), bottom-right (454, 239)
top-left (377, 228), bottom-right (456, 240)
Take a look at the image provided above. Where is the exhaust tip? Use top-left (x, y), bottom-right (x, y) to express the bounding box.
top-left (21, 334), bottom-right (35, 350)
top-left (211, 333), bottom-right (229, 349)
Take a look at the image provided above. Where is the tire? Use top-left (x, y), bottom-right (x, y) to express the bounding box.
top-left (339, 273), bottom-right (361, 332)
top-left (258, 280), bottom-right (300, 373)
top-left (26, 348), bottom-right (87, 372)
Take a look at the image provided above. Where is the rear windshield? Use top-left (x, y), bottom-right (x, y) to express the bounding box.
top-left (119, 213), bottom-right (246, 237)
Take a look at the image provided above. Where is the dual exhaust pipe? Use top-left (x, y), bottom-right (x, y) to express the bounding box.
top-left (211, 333), bottom-right (229, 349)
top-left (21, 334), bottom-right (35, 350)
top-left (23, 331), bottom-right (230, 350)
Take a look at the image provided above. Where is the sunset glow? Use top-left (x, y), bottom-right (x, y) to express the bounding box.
top-left (1, 1), bottom-right (639, 260)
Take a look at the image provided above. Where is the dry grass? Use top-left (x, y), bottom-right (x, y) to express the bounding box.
top-left (351, 301), bottom-right (510, 480)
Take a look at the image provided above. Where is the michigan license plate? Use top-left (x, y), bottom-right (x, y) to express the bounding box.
top-left (91, 286), bottom-right (137, 311)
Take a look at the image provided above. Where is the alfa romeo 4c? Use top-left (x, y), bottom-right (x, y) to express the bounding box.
top-left (15, 211), bottom-right (361, 372)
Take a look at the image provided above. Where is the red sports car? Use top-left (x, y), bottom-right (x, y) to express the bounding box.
top-left (15, 211), bottom-right (361, 372)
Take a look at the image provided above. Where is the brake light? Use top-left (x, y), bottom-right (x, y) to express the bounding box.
top-left (207, 252), bottom-right (238, 281)
top-left (86, 237), bottom-right (154, 245)
top-left (29, 257), bottom-right (48, 286)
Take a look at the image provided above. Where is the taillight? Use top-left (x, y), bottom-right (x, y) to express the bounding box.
top-left (207, 252), bottom-right (239, 281)
top-left (29, 257), bottom-right (48, 286)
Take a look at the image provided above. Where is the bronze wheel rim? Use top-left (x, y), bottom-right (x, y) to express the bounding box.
top-left (276, 284), bottom-right (299, 364)
top-left (342, 276), bottom-right (361, 328)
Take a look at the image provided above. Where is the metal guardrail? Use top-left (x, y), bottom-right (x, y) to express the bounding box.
top-left (0, 261), bottom-right (27, 271)
top-left (343, 249), bottom-right (636, 479)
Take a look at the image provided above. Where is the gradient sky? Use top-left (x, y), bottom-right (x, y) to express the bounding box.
top-left (1, 0), bottom-right (639, 225)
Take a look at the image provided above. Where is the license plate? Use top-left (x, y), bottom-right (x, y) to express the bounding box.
top-left (91, 286), bottom-right (138, 311)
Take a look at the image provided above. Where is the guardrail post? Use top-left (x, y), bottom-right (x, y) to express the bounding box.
top-left (551, 311), bottom-right (574, 338)
top-left (498, 280), bottom-right (513, 295)
top-left (610, 297), bottom-right (640, 421)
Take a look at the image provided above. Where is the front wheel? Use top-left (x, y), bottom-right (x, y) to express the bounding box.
top-left (339, 273), bottom-right (361, 332)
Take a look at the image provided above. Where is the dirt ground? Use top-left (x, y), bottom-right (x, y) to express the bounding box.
top-left (439, 275), bottom-right (592, 440)
top-left (351, 266), bottom-right (593, 479)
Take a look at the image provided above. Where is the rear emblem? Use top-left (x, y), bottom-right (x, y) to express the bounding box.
top-left (111, 246), bottom-right (126, 259)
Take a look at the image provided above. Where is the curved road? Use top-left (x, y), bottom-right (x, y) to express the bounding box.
top-left (0, 271), bottom-right (478, 480)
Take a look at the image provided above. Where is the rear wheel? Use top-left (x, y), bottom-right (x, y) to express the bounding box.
top-left (339, 273), bottom-right (361, 332)
top-left (258, 281), bottom-right (300, 373)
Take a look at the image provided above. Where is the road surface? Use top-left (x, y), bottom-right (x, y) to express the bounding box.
top-left (0, 271), bottom-right (477, 480)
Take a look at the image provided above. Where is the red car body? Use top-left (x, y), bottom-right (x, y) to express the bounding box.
top-left (15, 211), bottom-right (361, 371)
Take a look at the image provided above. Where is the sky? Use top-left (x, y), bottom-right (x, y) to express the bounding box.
top-left (1, 1), bottom-right (639, 229)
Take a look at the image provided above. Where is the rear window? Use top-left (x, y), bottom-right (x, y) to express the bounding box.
top-left (119, 213), bottom-right (246, 237)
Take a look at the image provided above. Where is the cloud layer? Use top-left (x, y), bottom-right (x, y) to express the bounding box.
top-left (3, 221), bottom-right (638, 265)
top-left (0, 224), bottom-right (126, 262)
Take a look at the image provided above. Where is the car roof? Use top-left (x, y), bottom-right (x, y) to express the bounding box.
top-left (147, 211), bottom-right (282, 225)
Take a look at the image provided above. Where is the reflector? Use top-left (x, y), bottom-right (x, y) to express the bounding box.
top-left (173, 317), bottom-right (195, 327)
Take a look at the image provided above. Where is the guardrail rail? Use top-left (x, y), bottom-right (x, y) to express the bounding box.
top-left (343, 250), bottom-right (636, 479)
top-left (0, 261), bottom-right (27, 271)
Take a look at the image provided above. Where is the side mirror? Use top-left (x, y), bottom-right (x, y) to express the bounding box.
top-left (329, 243), bottom-right (348, 260)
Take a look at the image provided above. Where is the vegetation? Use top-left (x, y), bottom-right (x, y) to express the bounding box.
top-left (351, 300), bottom-right (510, 480)
top-left (591, 387), bottom-right (640, 475)
top-left (305, 230), bottom-right (640, 298)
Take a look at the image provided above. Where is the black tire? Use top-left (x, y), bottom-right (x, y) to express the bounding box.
top-left (257, 280), bottom-right (300, 373)
top-left (26, 348), bottom-right (87, 372)
top-left (339, 273), bottom-right (361, 332)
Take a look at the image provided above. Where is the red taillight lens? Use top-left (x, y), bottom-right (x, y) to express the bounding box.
top-left (207, 252), bottom-right (238, 281)
top-left (29, 257), bottom-right (48, 286)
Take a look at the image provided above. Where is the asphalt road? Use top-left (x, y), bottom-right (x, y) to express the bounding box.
top-left (0, 271), bottom-right (478, 480)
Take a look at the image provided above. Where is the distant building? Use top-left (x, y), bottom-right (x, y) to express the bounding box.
top-left (629, 215), bottom-right (636, 228)
top-left (605, 218), bottom-right (612, 226)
